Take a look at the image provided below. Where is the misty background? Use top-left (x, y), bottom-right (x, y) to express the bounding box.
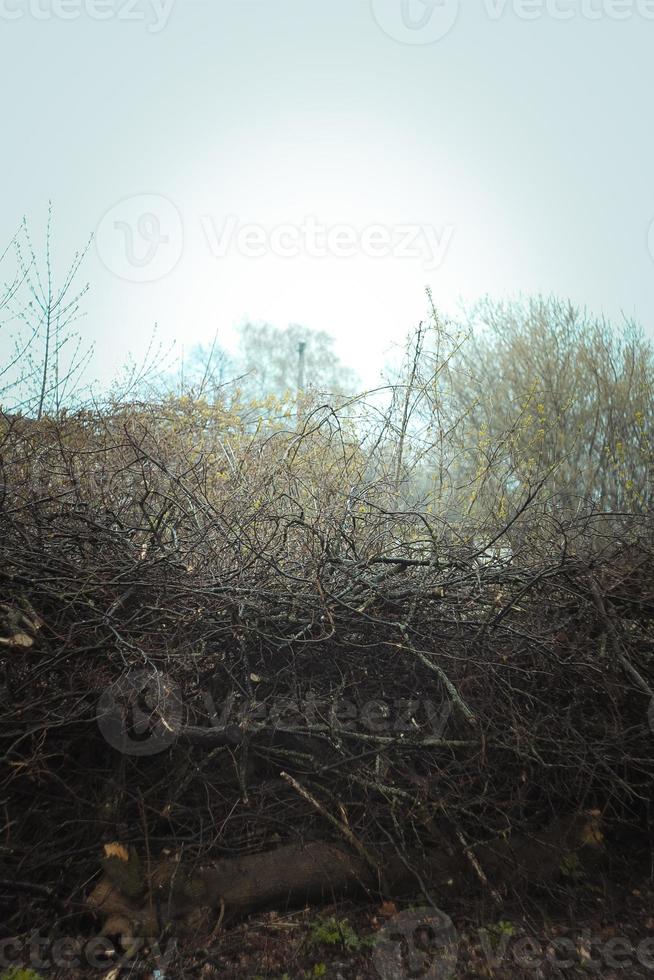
top-left (1, 0), bottom-right (653, 391)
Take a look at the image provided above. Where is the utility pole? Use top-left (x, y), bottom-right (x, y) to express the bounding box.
top-left (296, 340), bottom-right (306, 428)
top-left (297, 340), bottom-right (306, 393)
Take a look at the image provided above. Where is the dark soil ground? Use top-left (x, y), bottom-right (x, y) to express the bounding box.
top-left (7, 856), bottom-right (652, 980)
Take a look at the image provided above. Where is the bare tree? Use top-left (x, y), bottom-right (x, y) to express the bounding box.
top-left (4, 205), bottom-right (94, 418)
top-left (372, 292), bottom-right (472, 512)
top-left (0, 226), bottom-right (32, 406)
top-left (177, 331), bottom-right (234, 399)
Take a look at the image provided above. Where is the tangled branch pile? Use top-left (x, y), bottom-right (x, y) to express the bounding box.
top-left (0, 397), bottom-right (652, 941)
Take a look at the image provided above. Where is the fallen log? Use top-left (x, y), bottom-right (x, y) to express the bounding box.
top-left (87, 810), bottom-right (603, 943)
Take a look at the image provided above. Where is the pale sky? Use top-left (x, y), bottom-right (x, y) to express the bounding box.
top-left (1, 0), bottom-right (653, 389)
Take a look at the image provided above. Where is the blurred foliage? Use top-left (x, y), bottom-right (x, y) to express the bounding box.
top-left (450, 295), bottom-right (654, 515)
